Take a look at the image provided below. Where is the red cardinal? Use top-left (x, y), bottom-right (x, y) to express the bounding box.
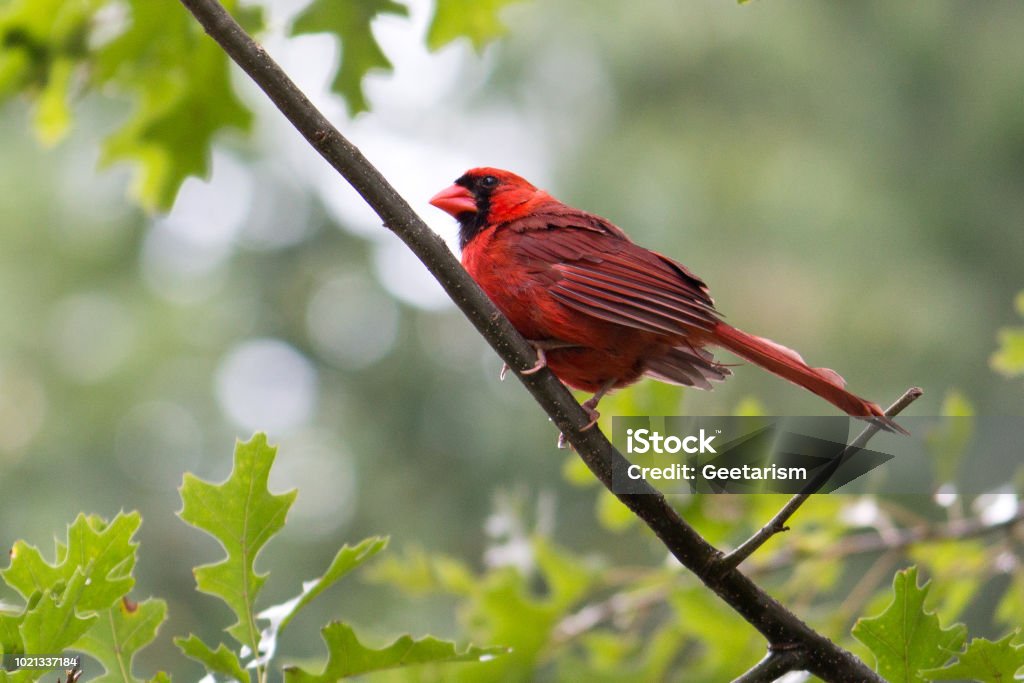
top-left (430, 167), bottom-right (904, 434)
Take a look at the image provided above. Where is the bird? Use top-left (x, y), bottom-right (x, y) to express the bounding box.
top-left (430, 167), bottom-right (905, 438)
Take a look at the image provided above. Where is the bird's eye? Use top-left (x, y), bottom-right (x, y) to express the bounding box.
top-left (479, 175), bottom-right (498, 189)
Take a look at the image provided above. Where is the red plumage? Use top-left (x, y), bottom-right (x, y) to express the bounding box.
top-left (430, 167), bottom-right (903, 433)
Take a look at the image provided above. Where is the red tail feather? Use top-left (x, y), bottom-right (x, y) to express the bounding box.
top-left (711, 323), bottom-right (906, 434)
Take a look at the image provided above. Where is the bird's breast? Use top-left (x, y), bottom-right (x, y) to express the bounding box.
top-left (462, 229), bottom-right (552, 339)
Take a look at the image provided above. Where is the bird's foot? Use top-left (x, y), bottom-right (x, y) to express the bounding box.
top-left (557, 403), bottom-right (600, 449)
top-left (500, 340), bottom-right (578, 381)
top-left (520, 346), bottom-right (548, 375)
top-left (580, 397), bottom-right (602, 431)
top-left (557, 381), bottom-right (614, 449)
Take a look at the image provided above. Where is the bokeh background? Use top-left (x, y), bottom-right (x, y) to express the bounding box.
top-left (1, 0), bottom-right (1022, 677)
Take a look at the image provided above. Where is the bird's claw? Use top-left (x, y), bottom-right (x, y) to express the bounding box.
top-left (557, 403), bottom-right (601, 449)
top-left (499, 345), bottom-right (548, 381)
top-left (580, 397), bottom-right (601, 430)
top-left (521, 348), bottom-right (547, 375)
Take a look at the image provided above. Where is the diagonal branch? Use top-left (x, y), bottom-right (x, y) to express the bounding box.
top-left (718, 387), bottom-right (924, 572)
top-left (176, 1), bottom-right (900, 679)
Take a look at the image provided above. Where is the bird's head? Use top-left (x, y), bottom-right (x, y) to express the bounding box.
top-left (430, 167), bottom-right (548, 249)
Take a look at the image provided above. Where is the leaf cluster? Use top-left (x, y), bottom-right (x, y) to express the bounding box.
top-left (1, 434), bottom-right (505, 682)
top-left (0, 0), bottom-right (520, 210)
top-left (854, 568), bottom-right (1024, 683)
top-left (0, 511), bottom-right (164, 682)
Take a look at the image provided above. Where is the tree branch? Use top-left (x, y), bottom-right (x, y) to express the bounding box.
top-left (733, 650), bottom-right (805, 683)
top-left (176, 1), bottom-right (901, 679)
top-left (718, 387), bottom-right (923, 572)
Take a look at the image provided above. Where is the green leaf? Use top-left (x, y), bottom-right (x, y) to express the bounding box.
top-left (363, 546), bottom-right (475, 596)
top-left (922, 632), bottom-right (1024, 682)
top-left (175, 634), bottom-right (249, 683)
top-left (33, 55), bottom-right (73, 144)
top-left (991, 292), bottom-right (1024, 377)
top-left (271, 536), bottom-right (388, 635)
top-left (0, 513), bottom-right (141, 681)
top-left (533, 537), bottom-right (595, 610)
top-left (852, 567), bottom-right (967, 682)
top-left (461, 539), bottom-right (592, 680)
top-left (0, 0), bottom-right (102, 142)
top-left (668, 587), bottom-right (764, 680)
top-left (20, 571), bottom-right (97, 673)
top-left (0, 0), bottom-right (254, 208)
top-left (3, 512), bottom-right (140, 612)
top-left (283, 622), bottom-right (506, 682)
top-left (427, 0), bottom-right (522, 52)
top-left (562, 455), bottom-right (599, 488)
top-left (925, 390), bottom-right (974, 484)
top-left (0, 610), bottom-right (23, 657)
top-left (992, 328), bottom-right (1024, 377)
top-left (74, 597), bottom-right (167, 683)
top-left (95, 0), bottom-right (253, 210)
top-left (733, 396), bottom-right (768, 417)
top-left (596, 489), bottom-right (638, 532)
top-left (366, 539), bottom-right (590, 681)
top-left (290, 0), bottom-right (408, 115)
top-left (909, 541), bottom-right (986, 621)
top-left (178, 433), bottom-right (296, 651)
top-left (997, 570), bottom-right (1024, 626)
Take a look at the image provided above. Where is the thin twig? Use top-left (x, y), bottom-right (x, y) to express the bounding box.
top-left (176, 2), bottom-right (896, 680)
top-left (753, 507), bottom-right (1024, 574)
top-left (718, 387), bottom-right (923, 572)
top-left (552, 585), bottom-right (668, 645)
top-left (733, 649), bottom-right (805, 683)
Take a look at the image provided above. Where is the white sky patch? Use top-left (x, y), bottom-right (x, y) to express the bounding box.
top-left (141, 152), bottom-right (252, 303)
top-left (840, 497), bottom-right (881, 527)
top-left (973, 489), bottom-right (1020, 526)
top-left (372, 236), bottom-right (453, 309)
top-left (268, 429), bottom-right (358, 535)
top-left (933, 483), bottom-right (958, 508)
top-left (215, 339), bottom-right (319, 434)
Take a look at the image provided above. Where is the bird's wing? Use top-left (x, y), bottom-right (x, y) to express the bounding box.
top-left (510, 216), bottom-right (721, 336)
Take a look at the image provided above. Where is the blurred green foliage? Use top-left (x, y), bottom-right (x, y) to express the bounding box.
top-left (0, 0), bottom-right (1023, 680)
top-left (992, 292), bottom-right (1024, 378)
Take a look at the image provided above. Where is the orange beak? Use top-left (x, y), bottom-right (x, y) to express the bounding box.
top-left (429, 184), bottom-right (477, 217)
